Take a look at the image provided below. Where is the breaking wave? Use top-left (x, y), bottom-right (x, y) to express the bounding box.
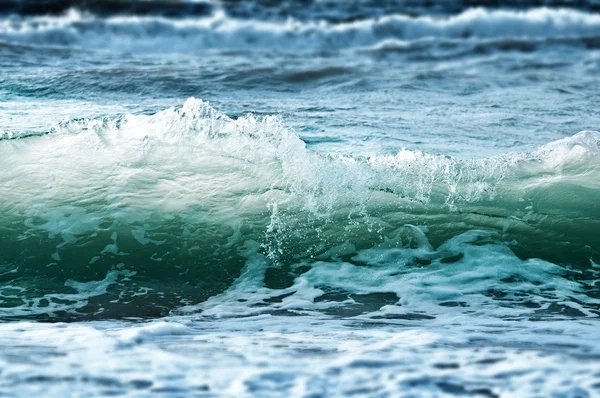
top-left (0, 99), bottom-right (598, 320)
top-left (1, 8), bottom-right (599, 52)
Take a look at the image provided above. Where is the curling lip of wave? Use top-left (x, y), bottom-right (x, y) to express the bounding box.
top-left (1, 98), bottom-right (598, 235)
top-left (2, 97), bottom-right (598, 214)
top-left (0, 8), bottom-right (600, 51)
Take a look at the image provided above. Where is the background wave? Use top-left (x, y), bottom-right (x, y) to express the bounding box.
top-left (1, 8), bottom-right (599, 52)
top-left (3, 0), bottom-right (600, 20)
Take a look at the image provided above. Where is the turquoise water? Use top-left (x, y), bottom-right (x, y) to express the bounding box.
top-left (0, 1), bottom-right (599, 397)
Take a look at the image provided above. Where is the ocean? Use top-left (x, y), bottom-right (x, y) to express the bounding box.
top-left (0, 1), bottom-right (599, 397)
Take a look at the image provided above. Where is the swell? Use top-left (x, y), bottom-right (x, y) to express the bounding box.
top-left (1, 8), bottom-right (599, 52)
top-left (0, 99), bottom-right (598, 320)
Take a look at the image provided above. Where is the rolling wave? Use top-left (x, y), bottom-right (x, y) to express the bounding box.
top-left (0, 8), bottom-right (599, 52)
top-left (0, 99), bottom-right (598, 319)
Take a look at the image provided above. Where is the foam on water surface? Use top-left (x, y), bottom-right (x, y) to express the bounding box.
top-left (0, 313), bottom-right (598, 397)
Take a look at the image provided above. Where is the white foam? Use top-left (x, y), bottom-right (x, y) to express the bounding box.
top-left (0, 314), bottom-right (598, 397)
top-left (0, 270), bottom-right (128, 317)
top-left (187, 229), bottom-right (600, 321)
top-left (117, 321), bottom-right (193, 344)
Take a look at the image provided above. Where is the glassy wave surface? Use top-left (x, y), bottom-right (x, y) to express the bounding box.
top-left (0, 1), bottom-right (599, 397)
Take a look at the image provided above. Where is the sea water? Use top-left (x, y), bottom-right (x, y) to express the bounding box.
top-left (0, 1), bottom-right (599, 397)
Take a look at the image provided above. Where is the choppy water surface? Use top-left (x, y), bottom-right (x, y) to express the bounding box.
top-left (0, 1), bottom-right (599, 397)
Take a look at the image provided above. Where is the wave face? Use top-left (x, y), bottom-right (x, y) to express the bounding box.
top-left (0, 99), bottom-right (598, 320)
top-left (1, 8), bottom-right (599, 52)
